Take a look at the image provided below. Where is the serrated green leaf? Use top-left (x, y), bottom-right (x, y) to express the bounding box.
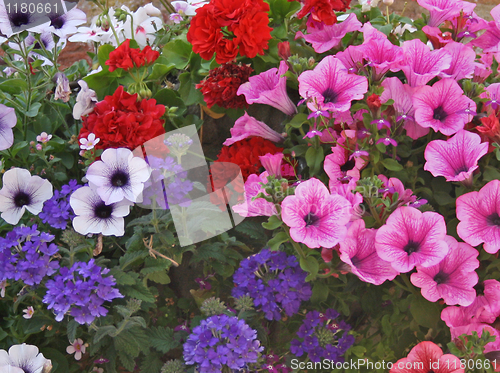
top-left (110, 268), bottom-right (137, 285)
top-left (147, 271), bottom-right (171, 284)
top-left (67, 320), bottom-right (78, 343)
top-left (94, 325), bottom-right (117, 343)
top-left (140, 352), bottom-right (164, 373)
top-left (148, 326), bottom-right (179, 354)
top-left (235, 220), bottom-right (266, 240)
top-left (121, 283), bottom-right (156, 304)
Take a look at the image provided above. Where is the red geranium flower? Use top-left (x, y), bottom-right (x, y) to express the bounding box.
top-left (187, 0), bottom-right (272, 64)
top-left (293, 0), bottom-right (351, 25)
top-left (196, 63), bottom-right (253, 109)
top-left (106, 39), bottom-right (160, 72)
top-left (78, 86), bottom-right (166, 151)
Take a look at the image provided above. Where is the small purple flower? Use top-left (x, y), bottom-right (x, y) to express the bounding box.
top-left (372, 118), bottom-right (391, 130)
top-left (376, 137), bottom-right (398, 147)
top-left (39, 180), bottom-right (81, 229)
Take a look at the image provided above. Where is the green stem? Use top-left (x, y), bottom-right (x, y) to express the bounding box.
top-left (400, 273), bottom-right (418, 295)
top-left (106, 12), bottom-right (120, 45)
top-left (283, 225), bottom-right (306, 259)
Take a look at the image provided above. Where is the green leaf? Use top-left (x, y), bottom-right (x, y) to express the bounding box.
top-left (150, 63), bottom-right (176, 80)
top-left (300, 256), bottom-right (319, 280)
top-left (310, 281), bottom-right (328, 304)
top-left (110, 268), bottom-right (137, 285)
top-left (267, 231), bottom-right (289, 251)
top-left (11, 141), bottom-right (28, 157)
top-left (67, 320), bottom-right (78, 343)
top-left (121, 283), bottom-right (156, 304)
top-left (305, 146), bottom-right (324, 176)
top-left (140, 352), bottom-right (164, 373)
top-left (0, 79), bottom-right (28, 94)
top-left (40, 348), bottom-right (69, 373)
top-left (262, 215), bottom-right (283, 230)
top-left (24, 102), bottom-right (42, 117)
top-left (235, 220), bottom-right (266, 240)
top-left (433, 191), bottom-right (455, 206)
top-left (381, 158), bottom-right (403, 171)
top-left (410, 294), bottom-right (441, 329)
top-left (162, 39), bottom-right (192, 69)
top-left (178, 71), bottom-right (203, 106)
top-left (94, 325), bottom-right (117, 343)
top-left (146, 271), bottom-right (171, 284)
top-left (286, 113), bottom-right (309, 129)
top-left (148, 326), bottom-right (180, 354)
top-left (98, 44), bottom-right (115, 71)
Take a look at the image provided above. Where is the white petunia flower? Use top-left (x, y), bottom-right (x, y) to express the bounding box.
top-left (73, 80), bottom-right (98, 120)
top-left (29, 7), bottom-right (86, 40)
top-left (85, 148), bottom-right (151, 205)
top-left (0, 343), bottom-right (52, 373)
top-left (70, 186), bottom-right (131, 236)
top-left (0, 168), bottom-right (53, 225)
top-left (0, 104), bottom-right (17, 151)
top-left (120, 6), bottom-right (163, 48)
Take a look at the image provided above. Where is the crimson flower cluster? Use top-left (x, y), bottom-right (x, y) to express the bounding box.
top-left (43, 259), bottom-right (123, 325)
top-left (186, 0), bottom-right (272, 64)
top-left (78, 85), bottom-right (166, 151)
top-left (196, 63), bottom-right (253, 109)
top-left (232, 249), bottom-right (312, 320)
top-left (290, 309), bottom-right (354, 363)
top-left (0, 225), bottom-right (59, 286)
top-left (292, 0), bottom-right (351, 25)
top-left (105, 39), bottom-right (160, 72)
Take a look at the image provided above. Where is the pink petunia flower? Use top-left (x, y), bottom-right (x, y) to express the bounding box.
top-left (456, 179), bottom-right (500, 254)
top-left (417, 0), bottom-right (476, 27)
top-left (380, 77), bottom-right (429, 140)
top-left (375, 206), bottom-right (449, 273)
top-left (390, 341), bottom-right (464, 373)
top-left (232, 172), bottom-right (277, 218)
top-left (439, 42), bottom-right (476, 81)
top-left (329, 178), bottom-right (363, 221)
top-left (259, 153), bottom-right (284, 178)
top-left (398, 38), bottom-right (452, 87)
top-left (334, 45), bottom-right (365, 75)
top-left (377, 175), bottom-right (418, 207)
top-left (480, 82), bottom-right (500, 112)
top-left (359, 37), bottom-right (403, 81)
top-left (281, 178), bottom-right (351, 249)
top-left (424, 130), bottom-right (488, 183)
top-left (422, 25), bottom-right (454, 49)
top-left (223, 112), bottom-right (284, 146)
top-left (324, 136), bottom-right (367, 190)
top-left (413, 78), bottom-right (476, 136)
top-left (298, 55), bottom-right (368, 113)
top-left (339, 219), bottom-right (399, 285)
top-left (237, 61), bottom-right (297, 116)
top-left (295, 13), bottom-right (362, 54)
top-left (410, 235), bottom-right (479, 306)
top-left (472, 5), bottom-right (500, 54)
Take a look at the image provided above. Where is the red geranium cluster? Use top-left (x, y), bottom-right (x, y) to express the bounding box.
top-left (214, 137), bottom-right (283, 181)
top-left (292, 0), bottom-right (351, 25)
top-left (187, 0), bottom-right (272, 64)
top-left (106, 39), bottom-right (160, 72)
top-left (196, 63), bottom-right (253, 109)
top-left (78, 86), bottom-right (166, 151)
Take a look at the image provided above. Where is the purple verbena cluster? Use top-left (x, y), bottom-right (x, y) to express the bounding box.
top-left (39, 180), bottom-right (81, 229)
top-left (232, 249), bottom-right (312, 320)
top-left (183, 314), bottom-right (263, 373)
top-left (142, 156), bottom-right (193, 209)
top-left (290, 309), bottom-right (355, 363)
top-left (0, 225), bottom-right (59, 286)
top-left (42, 259), bottom-right (123, 325)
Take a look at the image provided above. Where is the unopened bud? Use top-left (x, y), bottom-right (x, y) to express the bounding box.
top-left (383, 0), bottom-right (393, 4)
top-left (308, 57), bottom-right (315, 67)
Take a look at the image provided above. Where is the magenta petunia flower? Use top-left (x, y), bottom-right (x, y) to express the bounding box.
top-left (456, 179), bottom-right (500, 254)
top-left (413, 78), bottom-right (476, 136)
top-left (237, 61), bottom-right (297, 116)
top-left (259, 153), bottom-right (284, 178)
top-left (439, 42), bottom-right (476, 81)
top-left (334, 46), bottom-right (365, 75)
top-left (410, 235), bottom-right (479, 306)
top-left (281, 178), bottom-right (351, 249)
top-left (324, 136), bottom-right (367, 190)
top-left (329, 179), bottom-right (363, 221)
top-left (295, 13), bottom-right (362, 54)
top-left (480, 82), bottom-right (500, 111)
top-left (298, 55), bottom-right (368, 113)
top-left (417, 0), bottom-right (476, 27)
top-left (359, 37), bottom-right (403, 81)
top-left (398, 39), bottom-right (452, 87)
top-left (232, 172), bottom-right (278, 218)
top-left (339, 219), bottom-right (399, 285)
top-left (424, 130), bottom-right (488, 183)
top-left (223, 112), bottom-right (284, 146)
top-left (472, 5), bottom-right (500, 54)
top-left (380, 77), bottom-right (429, 140)
top-left (375, 206), bottom-right (449, 273)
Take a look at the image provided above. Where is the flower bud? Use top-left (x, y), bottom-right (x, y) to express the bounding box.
top-left (383, 0), bottom-right (394, 5)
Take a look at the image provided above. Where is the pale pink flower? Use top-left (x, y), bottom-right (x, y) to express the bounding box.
top-left (36, 132), bottom-right (52, 143)
top-left (232, 172), bottom-right (277, 218)
top-left (22, 306), bottom-right (34, 319)
top-left (439, 42), bottom-right (476, 81)
top-left (375, 206), bottom-right (448, 273)
top-left (281, 178), bottom-right (351, 248)
top-left (79, 133), bottom-right (100, 150)
top-left (66, 339), bottom-right (86, 361)
top-left (339, 219), bottom-right (399, 285)
top-left (223, 113), bottom-right (284, 146)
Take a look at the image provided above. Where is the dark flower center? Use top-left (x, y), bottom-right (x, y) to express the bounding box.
top-left (33, 42), bottom-right (42, 49)
top-left (487, 212), bottom-right (500, 226)
top-left (111, 170), bottom-right (129, 187)
top-left (351, 256), bottom-right (361, 267)
top-left (340, 158), bottom-right (356, 173)
top-left (455, 165), bottom-right (469, 175)
top-left (433, 271), bottom-right (449, 285)
top-left (403, 240), bottom-right (420, 254)
top-left (94, 202), bottom-right (113, 219)
top-left (474, 282), bottom-right (485, 296)
top-left (322, 88), bottom-right (338, 104)
top-left (50, 15), bottom-right (65, 29)
top-left (14, 191), bottom-right (31, 207)
top-left (9, 12), bottom-right (31, 27)
top-left (433, 106), bottom-right (448, 121)
top-left (304, 212), bottom-right (320, 227)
